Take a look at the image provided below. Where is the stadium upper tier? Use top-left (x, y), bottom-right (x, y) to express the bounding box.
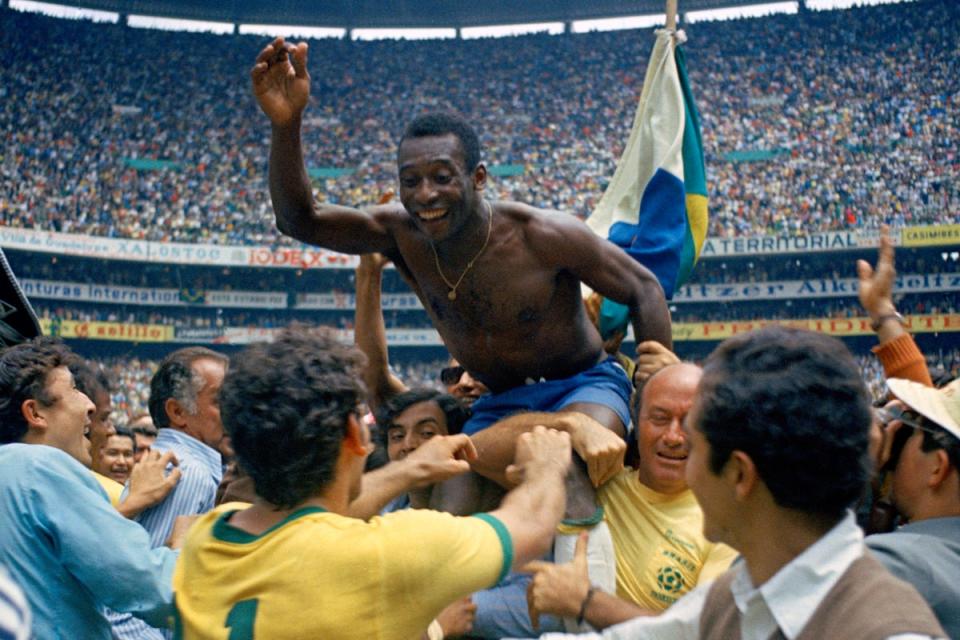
top-left (0, 0), bottom-right (957, 246)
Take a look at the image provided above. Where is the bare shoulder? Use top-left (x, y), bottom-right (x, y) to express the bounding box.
top-left (494, 201), bottom-right (596, 270)
top-left (368, 202), bottom-right (409, 229)
top-left (494, 201), bottom-right (586, 239)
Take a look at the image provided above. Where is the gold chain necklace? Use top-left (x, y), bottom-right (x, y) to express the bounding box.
top-left (430, 201), bottom-right (493, 301)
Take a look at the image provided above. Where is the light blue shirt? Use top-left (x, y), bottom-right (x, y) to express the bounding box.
top-left (0, 444), bottom-right (176, 639)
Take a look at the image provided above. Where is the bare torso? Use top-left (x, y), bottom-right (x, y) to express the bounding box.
top-left (383, 201), bottom-right (605, 393)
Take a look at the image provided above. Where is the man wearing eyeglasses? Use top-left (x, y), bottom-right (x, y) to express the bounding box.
top-left (867, 378), bottom-right (960, 639)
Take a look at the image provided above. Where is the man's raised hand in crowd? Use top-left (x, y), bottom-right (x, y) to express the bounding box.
top-left (634, 340), bottom-right (680, 386)
top-left (251, 37), bottom-right (310, 127)
top-left (856, 224), bottom-right (904, 341)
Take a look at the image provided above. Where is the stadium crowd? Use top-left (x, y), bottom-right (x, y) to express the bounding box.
top-left (0, 0), bottom-right (957, 246)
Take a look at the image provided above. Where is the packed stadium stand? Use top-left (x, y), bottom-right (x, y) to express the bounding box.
top-left (0, 0), bottom-right (957, 422)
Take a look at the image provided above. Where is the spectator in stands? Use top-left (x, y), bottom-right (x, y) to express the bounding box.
top-left (173, 325), bottom-right (573, 639)
top-left (867, 378), bottom-right (960, 638)
top-left (93, 426), bottom-right (136, 486)
top-left (539, 327), bottom-right (945, 639)
top-left (0, 337), bottom-right (177, 639)
top-left (525, 363), bottom-right (736, 632)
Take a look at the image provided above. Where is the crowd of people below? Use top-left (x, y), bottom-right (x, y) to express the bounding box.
top-left (0, 0), bottom-right (957, 246)
top-left (1, 227), bottom-right (957, 639)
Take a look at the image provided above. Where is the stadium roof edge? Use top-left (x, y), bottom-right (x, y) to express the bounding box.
top-left (39, 0), bottom-right (794, 29)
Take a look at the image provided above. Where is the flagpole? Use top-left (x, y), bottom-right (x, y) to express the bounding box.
top-left (666, 0), bottom-right (677, 30)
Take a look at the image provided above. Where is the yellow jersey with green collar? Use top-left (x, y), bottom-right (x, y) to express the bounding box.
top-left (172, 503), bottom-right (511, 639)
top-left (599, 469), bottom-right (737, 610)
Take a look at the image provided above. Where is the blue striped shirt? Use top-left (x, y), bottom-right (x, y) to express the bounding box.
top-left (0, 567), bottom-right (30, 640)
top-left (112, 429), bottom-right (222, 640)
top-left (137, 428), bottom-right (223, 547)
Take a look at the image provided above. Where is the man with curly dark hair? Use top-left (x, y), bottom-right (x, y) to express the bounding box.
top-left (173, 326), bottom-right (574, 640)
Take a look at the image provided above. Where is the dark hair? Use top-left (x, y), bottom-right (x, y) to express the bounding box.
top-left (374, 388), bottom-right (470, 451)
top-left (149, 347), bottom-right (228, 430)
top-left (0, 337), bottom-right (73, 444)
top-left (399, 112), bottom-right (481, 172)
top-left (72, 359), bottom-right (112, 403)
top-left (110, 426), bottom-right (137, 452)
top-left (696, 327), bottom-right (872, 520)
top-left (220, 326), bottom-right (366, 509)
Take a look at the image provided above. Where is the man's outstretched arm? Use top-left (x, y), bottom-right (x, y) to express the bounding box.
top-left (251, 37), bottom-right (398, 254)
top-left (470, 409), bottom-right (625, 489)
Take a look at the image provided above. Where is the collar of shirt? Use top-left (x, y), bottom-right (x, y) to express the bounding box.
top-left (729, 511), bottom-right (864, 640)
top-left (154, 428), bottom-right (223, 485)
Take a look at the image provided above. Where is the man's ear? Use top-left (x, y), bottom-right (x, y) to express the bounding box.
top-left (165, 397), bottom-right (187, 429)
top-left (343, 414), bottom-right (368, 457)
top-left (928, 449), bottom-right (954, 491)
top-left (21, 398), bottom-right (45, 430)
top-left (473, 163), bottom-right (487, 191)
top-left (728, 450), bottom-right (758, 502)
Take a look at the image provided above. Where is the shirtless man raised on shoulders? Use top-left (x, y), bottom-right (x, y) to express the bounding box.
top-left (251, 39), bottom-right (671, 521)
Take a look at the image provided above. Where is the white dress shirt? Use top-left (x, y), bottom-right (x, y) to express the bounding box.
top-left (536, 512), bottom-right (941, 640)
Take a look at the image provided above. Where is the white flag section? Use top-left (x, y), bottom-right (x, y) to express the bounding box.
top-left (586, 28), bottom-right (708, 325)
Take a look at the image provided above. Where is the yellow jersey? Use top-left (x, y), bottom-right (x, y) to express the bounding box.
top-left (599, 469), bottom-right (737, 610)
top-left (91, 470), bottom-right (123, 507)
top-left (173, 504), bottom-right (511, 639)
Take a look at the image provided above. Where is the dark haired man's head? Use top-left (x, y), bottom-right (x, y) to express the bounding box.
top-left (0, 337), bottom-right (95, 465)
top-left (72, 360), bottom-right (115, 462)
top-left (149, 346), bottom-right (228, 454)
top-left (399, 112), bottom-right (480, 172)
top-left (690, 327), bottom-right (872, 525)
top-left (220, 326), bottom-right (366, 509)
top-left (375, 388), bottom-right (470, 461)
top-left (94, 426), bottom-right (136, 485)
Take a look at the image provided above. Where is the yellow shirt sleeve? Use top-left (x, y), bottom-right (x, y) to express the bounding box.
top-left (698, 542), bottom-right (738, 582)
top-left (378, 509), bottom-right (512, 612)
top-left (91, 471), bottom-right (123, 507)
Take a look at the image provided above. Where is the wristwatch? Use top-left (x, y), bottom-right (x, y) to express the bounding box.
top-left (870, 311), bottom-right (906, 332)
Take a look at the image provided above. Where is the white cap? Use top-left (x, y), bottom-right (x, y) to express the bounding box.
top-left (886, 377), bottom-right (960, 440)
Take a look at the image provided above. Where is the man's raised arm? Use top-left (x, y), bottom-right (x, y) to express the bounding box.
top-left (250, 37), bottom-right (397, 254)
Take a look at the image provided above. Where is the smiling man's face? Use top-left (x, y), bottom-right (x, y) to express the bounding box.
top-left (35, 366), bottom-right (96, 467)
top-left (635, 363), bottom-right (702, 495)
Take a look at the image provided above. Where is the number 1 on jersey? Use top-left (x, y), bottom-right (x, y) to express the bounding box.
top-left (225, 598), bottom-right (258, 639)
